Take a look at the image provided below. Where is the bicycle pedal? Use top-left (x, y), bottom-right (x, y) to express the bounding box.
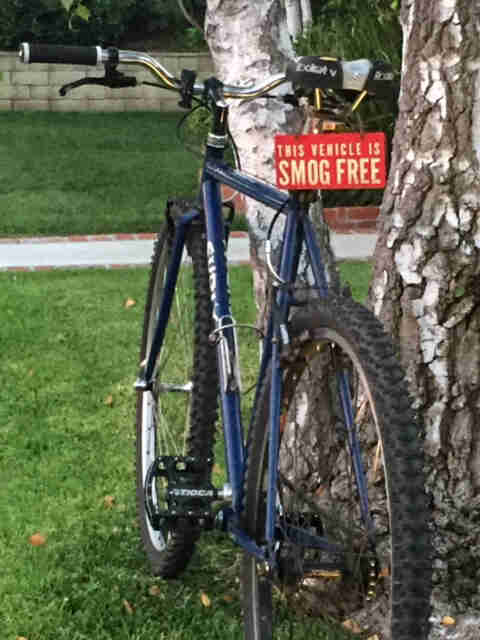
top-left (145, 455), bottom-right (219, 527)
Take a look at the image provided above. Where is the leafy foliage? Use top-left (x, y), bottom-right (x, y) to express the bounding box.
top-left (295, 0), bottom-right (402, 207)
top-left (0, 0), bottom-right (68, 48)
top-left (0, 0), bottom-right (186, 49)
top-left (296, 0), bottom-right (402, 68)
top-left (184, 26), bottom-right (208, 50)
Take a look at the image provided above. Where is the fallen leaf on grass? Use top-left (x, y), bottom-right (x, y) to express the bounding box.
top-left (29, 533), bottom-right (46, 546)
top-left (200, 591), bottom-right (211, 607)
top-left (124, 298), bottom-right (136, 309)
top-left (103, 495), bottom-right (115, 508)
top-left (16, 636), bottom-right (28, 640)
top-left (342, 618), bottom-right (362, 633)
top-left (149, 585), bottom-right (162, 597)
top-left (442, 616), bottom-right (456, 626)
top-left (123, 599), bottom-right (134, 615)
top-left (104, 394), bottom-right (114, 407)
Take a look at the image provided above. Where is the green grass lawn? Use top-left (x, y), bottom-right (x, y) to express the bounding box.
top-left (0, 263), bottom-right (370, 640)
top-left (1, 110), bottom-right (378, 239)
top-left (0, 111), bottom-right (205, 237)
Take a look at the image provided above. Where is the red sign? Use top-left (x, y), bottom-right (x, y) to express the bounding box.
top-left (274, 132), bottom-right (387, 190)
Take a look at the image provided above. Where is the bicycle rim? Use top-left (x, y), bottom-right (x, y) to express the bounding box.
top-left (243, 295), bottom-right (430, 640)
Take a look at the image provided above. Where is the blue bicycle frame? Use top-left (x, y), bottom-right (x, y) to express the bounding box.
top-left (139, 114), bottom-right (373, 563)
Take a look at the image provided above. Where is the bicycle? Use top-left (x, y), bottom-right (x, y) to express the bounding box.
top-left (20, 43), bottom-right (431, 639)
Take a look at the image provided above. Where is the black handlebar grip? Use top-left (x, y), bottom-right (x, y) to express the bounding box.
top-left (19, 43), bottom-right (102, 66)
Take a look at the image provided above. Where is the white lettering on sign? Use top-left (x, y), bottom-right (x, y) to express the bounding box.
top-left (274, 132), bottom-right (387, 190)
top-left (278, 159), bottom-right (332, 187)
top-left (279, 157), bottom-right (381, 188)
top-left (276, 144), bottom-right (305, 158)
top-left (310, 141), bottom-right (363, 157)
top-left (371, 157), bottom-right (381, 184)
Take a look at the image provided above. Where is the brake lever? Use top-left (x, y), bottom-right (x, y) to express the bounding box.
top-left (59, 77), bottom-right (103, 96)
top-left (59, 70), bottom-right (137, 96)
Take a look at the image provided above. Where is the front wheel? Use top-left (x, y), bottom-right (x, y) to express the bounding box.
top-left (135, 202), bottom-right (218, 578)
top-left (242, 294), bottom-right (431, 640)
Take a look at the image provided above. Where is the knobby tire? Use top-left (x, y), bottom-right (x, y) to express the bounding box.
top-left (242, 293), bottom-right (431, 640)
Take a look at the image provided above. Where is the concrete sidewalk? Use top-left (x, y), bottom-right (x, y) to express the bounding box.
top-left (0, 232), bottom-right (377, 271)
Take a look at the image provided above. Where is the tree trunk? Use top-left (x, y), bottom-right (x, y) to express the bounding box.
top-left (205, 0), bottom-right (337, 325)
top-left (300, 0), bottom-right (312, 33)
top-left (368, 1), bottom-right (480, 636)
top-left (285, 0), bottom-right (302, 41)
top-left (285, 0), bottom-right (312, 40)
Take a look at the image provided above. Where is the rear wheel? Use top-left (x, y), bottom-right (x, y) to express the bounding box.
top-left (243, 294), bottom-right (430, 639)
top-left (135, 201), bottom-right (218, 577)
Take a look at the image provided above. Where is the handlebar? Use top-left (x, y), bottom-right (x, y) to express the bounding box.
top-left (19, 43), bottom-right (288, 101)
top-left (117, 49), bottom-right (288, 99)
top-left (19, 43), bottom-right (395, 104)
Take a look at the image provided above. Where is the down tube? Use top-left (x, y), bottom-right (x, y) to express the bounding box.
top-left (202, 176), bottom-right (245, 513)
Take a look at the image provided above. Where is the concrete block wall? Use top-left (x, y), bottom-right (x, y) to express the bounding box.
top-left (0, 51), bottom-right (214, 111)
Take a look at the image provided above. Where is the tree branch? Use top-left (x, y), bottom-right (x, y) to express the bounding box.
top-left (177, 0), bottom-right (203, 32)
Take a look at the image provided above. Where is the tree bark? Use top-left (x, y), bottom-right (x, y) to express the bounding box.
top-left (285, 0), bottom-right (302, 41)
top-left (368, 0), bottom-right (480, 636)
top-left (285, 0), bottom-right (312, 40)
top-left (300, 0), bottom-right (312, 33)
top-left (205, 1), bottom-right (337, 326)
top-left (205, 0), bottom-right (296, 327)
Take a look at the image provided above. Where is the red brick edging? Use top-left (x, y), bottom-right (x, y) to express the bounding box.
top-left (0, 231), bottom-right (248, 245)
top-left (0, 207), bottom-right (378, 272)
top-left (323, 206), bottom-right (379, 233)
top-left (0, 230), bottom-right (249, 272)
top-left (0, 206), bottom-right (378, 248)
top-left (221, 187), bottom-right (379, 234)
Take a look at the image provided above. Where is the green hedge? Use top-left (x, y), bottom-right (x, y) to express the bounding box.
top-left (296, 0), bottom-right (402, 207)
top-left (0, 0), bottom-right (186, 49)
top-left (297, 0), bottom-right (401, 68)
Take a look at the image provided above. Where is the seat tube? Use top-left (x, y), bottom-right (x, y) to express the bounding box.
top-left (302, 214), bottom-right (329, 297)
top-left (265, 207), bottom-right (301, 547)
